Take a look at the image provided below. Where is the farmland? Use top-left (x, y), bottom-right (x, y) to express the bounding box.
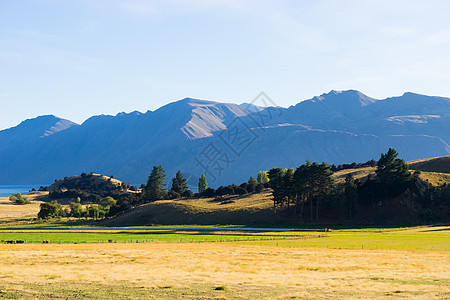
top-left (0, 226), bottom-right (449, 299)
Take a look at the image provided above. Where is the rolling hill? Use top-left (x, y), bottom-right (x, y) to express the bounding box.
top-left (408, 156), bottom-right (450, 174)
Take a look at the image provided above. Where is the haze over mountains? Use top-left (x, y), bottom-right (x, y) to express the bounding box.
top-left (1, 90), bottom-right (449, 187)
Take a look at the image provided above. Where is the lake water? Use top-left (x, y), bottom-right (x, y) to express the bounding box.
top-left (0, 185), bottom-right (44, 197)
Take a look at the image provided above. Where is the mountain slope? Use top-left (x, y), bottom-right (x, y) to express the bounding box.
top-left (0, 99), bottom-right (249, 184)
top-left (0, 91), bottom-right (449, 186)
top-left (0, 115), bottom-right (77, 148)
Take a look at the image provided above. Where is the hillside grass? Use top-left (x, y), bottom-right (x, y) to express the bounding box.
top-left (333, 166), bottom-right (376, 184)
top-left (102, 191), bottom-right (280, 226)
top-left (333, 165), bottom-right (450, 187)
top-left (408, 156), bottom-right (450, 174)
top-left (418, 171), bottom-right (450, 186)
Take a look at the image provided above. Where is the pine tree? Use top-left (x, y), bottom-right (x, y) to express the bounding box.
top-left (268, 168), bottom-right (284, 211)
top-left (282, 168), bottom-right (295, 212)
top-left (198, 173), bottom-right (208, 194)
top-left (376, 148), bottom-right (411, 197)
top-left (313, 162), bottom-right (335, 220)
top-left (144, 165), bottom-right (167, 202)
top-left (171, 171), bottom-right (188, 194)
top-left (293, 161), bottom-right (311, 220)
top-left (343, 173), bottom-right (358, 219)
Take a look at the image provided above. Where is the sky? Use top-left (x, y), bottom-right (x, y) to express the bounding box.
top-left (1, 0), bottom-right (450, 130)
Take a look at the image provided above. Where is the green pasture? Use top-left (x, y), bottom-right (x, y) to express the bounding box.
top-left (241, 226), bottom-right (450, 251)
top-left (0, 230), bottom-right (292, 244)
top-left (1, 225), bottom-right (448, 251)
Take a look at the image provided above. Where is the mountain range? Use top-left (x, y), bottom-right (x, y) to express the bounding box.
top-left (1, 90), bottom-right (449, 188)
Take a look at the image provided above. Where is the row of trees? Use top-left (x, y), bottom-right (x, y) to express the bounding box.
top-left (142, 166), bottom-right (269, 203)
top-left (142, 167), bottom-right (199, 202)
top-left (38, 196), bottom-right (122, 219)
top-left (268, 162), bottom-right (334, 220)
top-left (268, 148), bottom-right (412, 221)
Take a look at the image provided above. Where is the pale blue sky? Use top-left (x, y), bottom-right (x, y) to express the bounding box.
top-left (1, 0), bottom-right (450, 130)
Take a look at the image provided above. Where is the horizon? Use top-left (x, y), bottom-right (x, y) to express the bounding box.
top-left (1, 1), bottom-right (450, 130)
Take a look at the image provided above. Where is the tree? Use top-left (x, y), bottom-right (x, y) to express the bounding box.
top-left (376, 148), bottom-right (411, 198)
top-left (143, 165), bottom-right (167, 202)
top-left (202, 187), bottom-right (216, 197)
top-left (38, 202), bottom-right (59, 219)
top-left (99, 196), bottom-right (116, 208)
top-left (293, 161), bottom-right (335, 220)
top-left (312, 162), bottom-right (335, 220)
top-left (255, 183), bottom-right (264, 193)
top-left (198, 173), bottom-right (208, 194)
top-left (248, 176), bottom-right (257, 185)
top-left (268, 168), bottom-right (284, 211)
top-left (282, 168), bottom-right (295, 213)
top-left (343, 173), bottom-right (358, 219)
top-left (257, 171), bottom-right (269, 184)
top-left (171, 171), bottom-right (188, 195)
top-left (293, 161), bottom-right (313, 220)
top-left (87, 205), bottom-right (100, 219)
top-left (246, 176), bottom-right (257, 193)
top-left (9, 193), bottom-right (30, 205)
top-left (69, 201), bottom-right (83, 218)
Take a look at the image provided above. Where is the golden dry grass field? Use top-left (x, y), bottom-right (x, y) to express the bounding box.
top-left (0, 192), bottom-right (47, 221)
top-left (0, 228), bottom-right (449, 299)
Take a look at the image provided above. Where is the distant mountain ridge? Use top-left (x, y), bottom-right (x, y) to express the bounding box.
top-left (0, 91), bottom-right (449, 187)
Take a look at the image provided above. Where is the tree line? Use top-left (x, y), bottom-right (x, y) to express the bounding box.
top-left (141, 166), bottom-right (268, 203)
top-left (38, 147), bottom-right (449, 222)
top-left (265, 148), bottom-right (443, 222)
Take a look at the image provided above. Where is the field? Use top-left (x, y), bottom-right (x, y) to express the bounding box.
top-left (0, 226), bottom-right (449, 299)
top-left (0, 192), bottom-right (47, 222)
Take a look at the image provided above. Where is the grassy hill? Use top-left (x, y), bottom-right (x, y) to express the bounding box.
top-left (333, 156), bottom-right (450, 187)
top-left (49, 173), bottom-right (131, 192)
top-left (102, 191), bottom-right (283, 226)
top-left (408, 156), bottom-right (450, 174)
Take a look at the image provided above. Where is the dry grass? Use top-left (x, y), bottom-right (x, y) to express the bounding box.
top-left (0, 242), bottom-right (448, 299)
top-left (0, 192), bottom-right (48, 221)
top-left (408, 156), bottom-right (450, 174)
top-left (333, 167), bottom-right (376, 184)
top-left (103, 191), bottom-right (278, 226)
top-left (418, 171), bottom-right (450, 187)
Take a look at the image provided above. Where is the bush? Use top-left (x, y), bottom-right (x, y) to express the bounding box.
top-left (255, 183), bottom-right (264, 193)
top-left (9, 193), bottom-right (30, 205)
top-left (38, 202), bottom-right (59, 219)
top-left (235, 186), bottom-right (247, 195)
top-left (168, 190), bottom-right (180, 199)
top-left (181, 190), bottom-right (194, 198)
top-left (202, 187), bottom-right (216, 197)
top-left (99, 196), bottom-right (116, 208)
